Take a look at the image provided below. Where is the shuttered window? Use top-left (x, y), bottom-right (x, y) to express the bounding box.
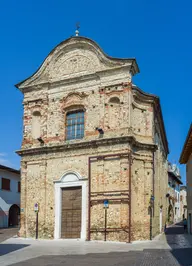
top-left (2, 178), bottom-right (10, 191)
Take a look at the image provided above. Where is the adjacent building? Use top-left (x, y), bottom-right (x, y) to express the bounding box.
top-left (180, 186), bottom-right (187, 220)
top-left (167, 163), bottom-right (183, 224)
top-left (16, 36), bottom-right (169, 242)
top-left (180, 123), bottom-right (192, 234)
top-left (0, 164), bottom-right (20, 228)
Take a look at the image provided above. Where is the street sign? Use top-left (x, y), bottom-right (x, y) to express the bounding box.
top-left (34, 203), bottom-right (39, 212)
top-left (103, 199), bottom-right (109, 208)
top-left (151, 196), bottom-right (155, 201)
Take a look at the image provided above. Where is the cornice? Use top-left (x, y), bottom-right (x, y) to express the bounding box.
top-left (179, 123), bottom-right (192, 164)
top-left (17, 65), bottom-right (133, 93)
top-left (16, 136), bottom-right (157, 157)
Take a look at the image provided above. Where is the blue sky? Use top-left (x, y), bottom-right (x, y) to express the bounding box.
top-left (0, 1), bottom-right (191, 183)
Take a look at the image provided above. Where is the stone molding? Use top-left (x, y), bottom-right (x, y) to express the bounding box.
top-left (16, 135), bottom-right (157, 156)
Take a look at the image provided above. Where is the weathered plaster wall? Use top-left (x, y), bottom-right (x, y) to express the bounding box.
top-left (18, 37), bottom-right (168, 242)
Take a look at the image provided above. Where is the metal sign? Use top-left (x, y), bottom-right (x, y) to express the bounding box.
top-left (103, 199), bottom-right (109, 208)
top-left (34, 203), bottom-right (39, 212)
top-left (151, 196), bottom-right (155, 201)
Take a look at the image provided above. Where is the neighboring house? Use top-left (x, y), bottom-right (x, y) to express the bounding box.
top-left (167, 163), bottom-right (183, 224)
top-left (180, 186), bottom-right (187, 220)
top-left (180, 123), bottom-right (192, 234)
top-left (16, 35), bottom-right (169, 242)
top-left (0, 164), bottom-right (20, 228)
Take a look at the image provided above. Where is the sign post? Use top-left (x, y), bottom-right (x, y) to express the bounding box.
top-left (149, 195), bottom-right (154, 240)
top-left (103, 200), bottom-right (109, 241)
top-left (34, 203), bottom-right (39, 239)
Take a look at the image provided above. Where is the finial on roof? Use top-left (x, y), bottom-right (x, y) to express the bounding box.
top-left (75, 22), bottom-right (80, 36)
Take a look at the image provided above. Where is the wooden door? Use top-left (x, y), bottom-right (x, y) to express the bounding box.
top-left (61, 187), bottom-right (82, 238)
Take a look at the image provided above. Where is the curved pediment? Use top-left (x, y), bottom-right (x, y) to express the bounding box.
top-left (49, 52), bottom-right (101, 80)
top-left (16, 37), bottom-right (139, 90)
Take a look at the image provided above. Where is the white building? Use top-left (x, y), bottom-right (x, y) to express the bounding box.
top-left (168, 163), bottom-right (183, 223)
top-left (0, 164), bottom-right (20, 228)
top-left (179, 124), bottom-right (192, 234)
top-left (180, 186), bottom-right (187, 219)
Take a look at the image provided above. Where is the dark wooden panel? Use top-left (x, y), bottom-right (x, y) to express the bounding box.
top-left (61, 187), bottom-right (82, 239)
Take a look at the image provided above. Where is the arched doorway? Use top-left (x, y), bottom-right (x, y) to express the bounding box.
top-left (9, 204), bottom-right (20, 227)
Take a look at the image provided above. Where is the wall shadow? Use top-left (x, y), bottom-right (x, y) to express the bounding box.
top-left (171, 248), bottom-right (192, 266)
top-left (0, 244), bottom-right (30, 256)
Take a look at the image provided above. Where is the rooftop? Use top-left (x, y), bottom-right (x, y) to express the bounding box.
top-left (0, 164), bottom-right (20, 175)
top-left (179, 123), bottom-right (192, 164)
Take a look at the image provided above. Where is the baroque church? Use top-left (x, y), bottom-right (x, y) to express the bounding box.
top-left (16, 34), bottom-right (168, 242)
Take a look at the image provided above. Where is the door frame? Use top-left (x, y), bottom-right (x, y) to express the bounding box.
top-left (54, 174), bottom-right (87, 240)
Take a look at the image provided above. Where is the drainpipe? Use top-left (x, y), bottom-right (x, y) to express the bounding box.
top-left (129, 152), bottom-right (132, 243)
top-left (88, 157), bottom-right (91, 241)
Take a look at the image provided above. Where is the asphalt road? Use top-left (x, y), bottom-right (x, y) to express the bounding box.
top-left (9, 250), bottom-right (185, 266)
top-left (1, 224), bottom-right (192, 266)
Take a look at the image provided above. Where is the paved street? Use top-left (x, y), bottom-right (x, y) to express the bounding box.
top-left (0, 227), bottom-right (19, 243)
top-left (0, 223), bottom-right (192, 265)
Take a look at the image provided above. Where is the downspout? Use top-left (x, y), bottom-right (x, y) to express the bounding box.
top-left (88, 157), bottom-right (91, 241)
top-left (150, 150), bottom-right (155, 240)
top-left (153, 151), bottom-right (155, 217)
top-left (129, 152), bottom-right (132, 243)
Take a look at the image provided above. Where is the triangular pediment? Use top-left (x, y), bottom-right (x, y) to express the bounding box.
top-left (16, 37), bottom-right (139, 90)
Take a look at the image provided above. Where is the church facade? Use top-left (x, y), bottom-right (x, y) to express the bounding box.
top-left (16, 36), bottom-right (169, 242)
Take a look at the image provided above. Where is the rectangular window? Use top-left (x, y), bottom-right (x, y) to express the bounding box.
top-left (66, 111), bottom-right (84, 140)
top-left (18, 182), bottom-right (21, 193)
top-left (2, 178), bottom-right (10, 191)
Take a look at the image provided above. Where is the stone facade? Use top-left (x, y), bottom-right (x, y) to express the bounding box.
top-left (16, 36), bottom-right (169, 242)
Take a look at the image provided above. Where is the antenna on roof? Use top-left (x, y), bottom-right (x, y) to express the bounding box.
top-left (75, 22), bottom-right (80, 36)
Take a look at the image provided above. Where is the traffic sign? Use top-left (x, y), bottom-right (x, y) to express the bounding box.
top-left (103, 199), bottom-right (109, 208)
top-left (34, 203), bottom-right (39, 212)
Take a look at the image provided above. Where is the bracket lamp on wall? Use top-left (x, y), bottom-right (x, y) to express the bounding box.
top-left (95, 127), bottom-right (104, 134)
top-left (37, 137), bottom-right (44, 144)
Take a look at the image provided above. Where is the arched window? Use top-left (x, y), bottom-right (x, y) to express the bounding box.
top-left (66, 110), bottom-right (84, 140)
top-left (106, 97), bottom-right (121, 129)
top-left (32, 111), bottom-right (41, 139)
top-left (109, 97), bottom-right (120, 104)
